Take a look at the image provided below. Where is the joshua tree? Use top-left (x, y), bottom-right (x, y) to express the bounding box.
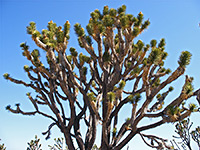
top-left (172, 118), bottom-right (200, 150)
top-left (4, 5), bottom-right (200, 150)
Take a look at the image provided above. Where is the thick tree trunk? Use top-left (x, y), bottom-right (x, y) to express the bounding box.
top-left (64, 131), bottom-right (76, 150)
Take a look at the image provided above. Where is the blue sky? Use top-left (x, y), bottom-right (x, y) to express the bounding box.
top-left (1, 0), bottom-right (200, 149)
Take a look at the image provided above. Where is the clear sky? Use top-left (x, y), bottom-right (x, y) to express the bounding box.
top-left (1, 0), bottom-right (200, 149)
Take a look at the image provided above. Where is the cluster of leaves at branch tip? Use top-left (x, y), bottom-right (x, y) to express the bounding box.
top-left (128, 93), bottom-right (141, 104)
top-left (182, 76), bottom-right (194, 95)
top-left (107, 92), bottom-right (116, 102)
top-left (85, 4), bottom-right (150, 41)
top-left (20, 42), bottom-right (29, 51)
top-left (79, 53), bottom-right (91, 66)
top-left (87, 92), bottom-right (96, 102)
top-left (24, 65), bottom-right (30, 72)
top-left (166, 105), bottom-right (181, 121)
top-left (118, 80), bottom-right (126, 90)
top-left (26, 20), bottom-right (70, 49)
top-left (74, 23), bottom-right (85, 37)
top-left (70, 47), bottom-right (78, 57)
top-left (26, 92), bottom-right (31, 96)
top-left (189, 103), bottom-right (198, 112)
top-left (178, 51), bottom-right (192, 68)
top-left (3, 73), bottom-right (10, 79)
top-left (166, 100), bottom-right (198, 122)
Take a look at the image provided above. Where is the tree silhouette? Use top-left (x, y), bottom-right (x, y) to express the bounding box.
top-left (27, 135), bottom-right (42, 150)
top-left (4, 5), bottom-right (200, 150)
top-left (172, 118), bottom-right (200, 150)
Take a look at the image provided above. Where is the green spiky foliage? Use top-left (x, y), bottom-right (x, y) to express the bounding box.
top-left (166, 105), bottom-right (181, 120)
top-left (3, 73), bottom-right (10, 79)
top-left (27, 22), bottom-right (37, 35)
top-left (26, 92), bottom-right (31, 96)
top-left (69, 47), bottom-right (78, 57)
top-left (3, 5), bottom-right (200, 150)
top-left (148, 48), bottom-right (162, 64)
top-left (178, 51), bottom-right (192, 67)
top-left (118, 80), bottom-right (126, 90)
top-left (26, 20), bottom-right (70, 50)
top-left (158, 38), bottom-right (166, 48)
top-left (24, 65), bottom-right (30, 72)
top-left (79, 53), bottom-right (91, 65)
top-left (128, 93), bottom-right (141, 104)
top-left (64, 21), bottom-right (70, 40)
top-left (20, 42), bottom-right (29, 50)
top-left (189, 103), bottom-right (198, 112)
top-left (107, 92), bottom-right (116, 102)
top-left (150, 39), bottom-right (157, 47)
top-left (183, 76), bottom-right (194, 95)
top-left (74, 23), bottom-right (85, 37)
top-left (87, 92), bottom-right (96, 102)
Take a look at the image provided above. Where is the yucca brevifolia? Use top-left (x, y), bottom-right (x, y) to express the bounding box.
top-left (3, 5), bottom-right (200, 150)
top-left (172, 118), bottom-right (200, 150)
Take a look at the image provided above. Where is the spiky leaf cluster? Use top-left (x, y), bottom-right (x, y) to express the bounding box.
top-left (74, 23), bottom-right (85, 37)
top-left (70, 47), bottom-right (78, 57)
top-left (118, 80), bottom-right (126, 90)
top-left (107, 92), bottom-right (116, 102)
top-left (84, 5), bottom-right (150, 39)
top-left (189, 103), bottom-right (198, 112)
top-left (3, 73), bottom-right (10, 79)
top-left (128, 93), bottom-right (141, 104)
top-left (87, 92), bottom-right (96, 102)
top-left (27, 20), bottom-right (70, 50)
top-left (166, 106), bottom-right (181, 121)
top-left (183, 77), bottom-right (194, 95)
top-left (178, 51), bottom-right (192, 67)
top-left (79, 53), bottom-right (91, 65)
top-left (24, 65), bottom-right (30, 72)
